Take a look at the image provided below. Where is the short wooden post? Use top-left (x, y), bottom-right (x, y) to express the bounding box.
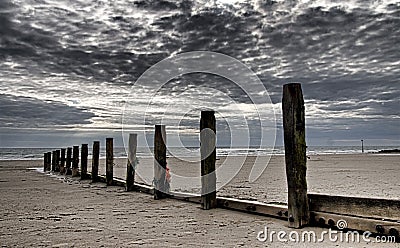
top-left (282, 83), bottom-right (310, 228)
top-left (43, 153), bottom-right (47, 172)
top-left (200, 110), bottom-right (217, 210)
top-left (55, 150), bottom-right (60, 172)
top-left (154, 125), bottom-right (168, 199)
top-left (80, 144), bottom-right (88, 179)
top-left (106, 138), bottom-right (113, 186)
top-left (72, 146), bottom-right (80, 177)
top-left (46, 152), bottom-right (51, 171)
top-left (66, 147), bottom-right (72, 175)
top-left (92, 141), bottom-right (100, 182)
top-left (51, 151), bottom-right (56, 172)
top-left (60, 148), bottom-right (66, 175)
top-left (126, 133), bottom-right (137, 191)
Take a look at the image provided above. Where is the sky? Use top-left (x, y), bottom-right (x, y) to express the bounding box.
top-left (0, 0), bottom-right (399, 148)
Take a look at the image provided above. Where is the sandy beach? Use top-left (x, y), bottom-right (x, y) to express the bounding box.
top-left (99, 153), bottom-right (400, 203)
top-left (0, 154), bottom-right (399, 247)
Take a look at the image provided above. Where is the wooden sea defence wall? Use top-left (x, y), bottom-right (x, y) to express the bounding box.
top-left (42, 83), bottom-right (400, 240)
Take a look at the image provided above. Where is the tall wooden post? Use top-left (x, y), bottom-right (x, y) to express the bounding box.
top-left (282, 83), bottom-right (309, 228)
top-left (200, 110), bottom-right (217, 210)
top-left (66, 147), bottom-right (72, 175)
top-left (72, 146), bottom-right (80, 177)
top-left (154, 125), bottom-right (168, 199)
top-left (81, 144), bottom-right (88, 179)
top-left (46, 152), bottom-right (51, 171)
top-left (92, 141), bottom-right (100, 182)
top-left (55, 150), bottom-right (61, 172)
top-left (126, 133), bottom-right (137, 192)
top-left (361, 139), bottom-right (364, 153)
top-left (60, 148), bottom-right (66, 175)
top-left (106, 138), bottom-right (114, 186)
top-left (51, 151), bottom-right (56, 172)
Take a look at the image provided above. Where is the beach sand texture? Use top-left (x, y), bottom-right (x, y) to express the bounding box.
top-left (0, 154), bottom-right (399, 247)
top-left (94, 154), bottom-right (400, 203)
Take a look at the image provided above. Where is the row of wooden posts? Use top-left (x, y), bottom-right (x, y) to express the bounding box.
top-left (43, 110), bottom-right (218, 210)
top-left (42, 83), bottom-right (400, 237)
top-left (43, 140), bottom-right (104, 183)
top-left (41, 83), bottom-right (310, 228)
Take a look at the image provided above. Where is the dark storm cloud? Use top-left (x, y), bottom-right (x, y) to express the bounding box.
top-left (0, 94), bottom-right (95, 127)
top-left (0, 0), bottom-right (399, 145)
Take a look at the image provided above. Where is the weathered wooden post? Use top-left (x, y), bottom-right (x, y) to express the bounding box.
top-left (282, 83), bottom-right (309, 228)
top-left (72, 146), bottom-right (80, 177)
top-left (200, 110), bottom-right (217, 210)
top-left (43, 153), bottom-right (47, 172)
top-left (106, 138), bottom-right (113, 186)
top-left (92, 141), bottom-right (100, 182)
top-left (154, 125), bottom-right (168, 199)
top-left (66, 147), bottom-right (72, 175)
top-left (55, 150), bottom-right (61, 172)
top-left (60, 148), bottom-right (66, 175)
top-left (126, 133), bottom-right (137, 192)
top-left (51, 151), bottom-right (56, 172)
top-left (361, 139), bottom-right (364, 153)
top-left (80, 144), bottom-right (88, 179)
top-left (46, 152), bottom-right (51, 171)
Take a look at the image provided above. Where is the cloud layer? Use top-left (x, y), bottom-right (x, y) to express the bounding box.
top-left (0, 0), bottom-right (399, 146)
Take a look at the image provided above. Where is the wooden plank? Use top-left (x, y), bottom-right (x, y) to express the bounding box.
top-left (311, 211), bottom-right (400, 237)
top-left (170, 192), bottom-right (202, 204)
top-left (126, 133), bottom-right (137, 192)
top-left (91, 141), bottom-right (100, 182)
top-left (282, 83), bottom-right (309, 228)
top-left (309, 193), bottom-right (400, 221)
top-left (72, 146), bottom-right (80, 177)
top-left (217, 197), bottom-right (287, 220)
top-left (154, 125), bottom-right (168, 199)
top-left (66, 147), bottom-right (72, 175)
top-left (106, 138), bottom-right (113, 186)
top-left (200, 110), bottom-right (217, 210)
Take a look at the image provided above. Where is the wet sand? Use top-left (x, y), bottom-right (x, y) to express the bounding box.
top-left (0, 155), bottom-right (399, 247)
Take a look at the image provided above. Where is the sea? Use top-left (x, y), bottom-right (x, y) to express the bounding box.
top-left (0, 146), bottom-right (398, 161)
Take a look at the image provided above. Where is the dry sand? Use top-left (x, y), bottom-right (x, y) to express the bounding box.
top-left (103, 154), bottom-right (400, 203)
top-left (0, 155), bottom-right (399, 247)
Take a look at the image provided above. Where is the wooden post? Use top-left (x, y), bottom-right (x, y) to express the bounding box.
top-left (106, 138), bottom-right (113, 186)
top-left (55, 150), bottom-right (60, 172)
top-left (66, 147), bottom-right (72, 175)
top-left (361, 139), bottom-right (364, 153)
top-left (92, 141), bottom-right (100, 182)
top-left (60, 148), bottom-right (66, 175)
top-left (282, 83), bottom-right (309, 228)
top-left (51, 151), bottom-right (56, 172)
top-left (72, 146), bottom-right (80, 177)
top-left (43, 153), bottom-right (47, 172)
top-left (200, 110), bottom-right (217, 210)
top-left (154, 125), bottom-right (168, 199)
top-left (81, 144), bottom-right (88, 179)
top-left (46, 152), bottom-right (51, 171)
top-left (126, 133), bottom-right (137, 192)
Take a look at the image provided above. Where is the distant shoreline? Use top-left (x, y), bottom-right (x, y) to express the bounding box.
top-left (376, 148), bottom-right (400, 154)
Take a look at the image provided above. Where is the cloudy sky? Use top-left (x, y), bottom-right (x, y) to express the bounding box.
top-left (0, 0), bottom-right (399, 148)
